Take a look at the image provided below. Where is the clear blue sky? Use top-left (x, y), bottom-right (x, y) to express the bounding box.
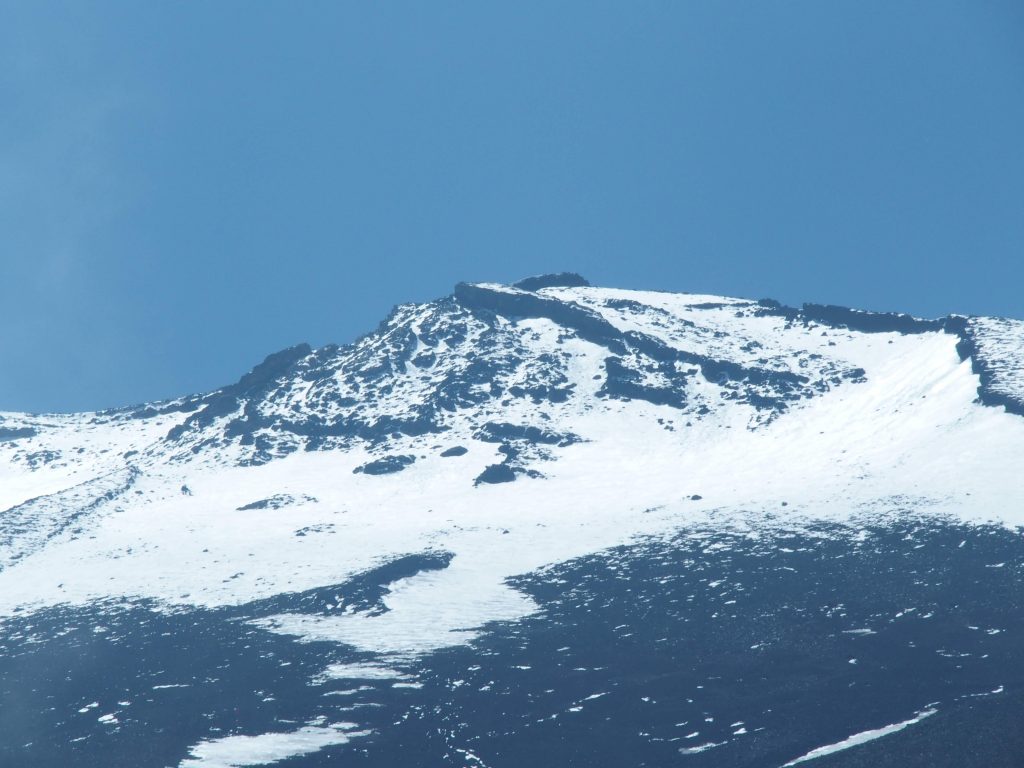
top-left (2, 2), bottom-right (1022, 413)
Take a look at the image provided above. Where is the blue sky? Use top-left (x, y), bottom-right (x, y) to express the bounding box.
top-left (2, 2), bottom-right (1023, 413)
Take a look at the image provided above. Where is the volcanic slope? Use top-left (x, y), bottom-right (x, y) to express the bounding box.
top-left (1, 275), bottom-right (1023, 767)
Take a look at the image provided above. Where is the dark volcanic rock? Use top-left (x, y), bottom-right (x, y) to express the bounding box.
top-left (474, 422), bottom-right (581, 448)
top-left (801, 303), bottom-right (944, 334)
top-left (236, 494), bottom-right (317, 511)
top-left (353, 454), bottom-right (416, 475)
top-left (0, 427), bottom-right (37, 442)
top-left (474, 463), bottom-right (517, 485)
top-left (513, 272), bottom-right (591, 291)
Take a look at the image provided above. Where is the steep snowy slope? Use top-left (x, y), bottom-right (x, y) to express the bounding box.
top-left (1, 275), bottom-right (1023, 768)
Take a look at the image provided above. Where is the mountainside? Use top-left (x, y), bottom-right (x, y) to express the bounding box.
top-left (2, 275), bottom-right (1024, 768)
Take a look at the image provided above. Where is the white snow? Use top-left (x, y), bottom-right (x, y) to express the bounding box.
top-left (178, 723), bottom-right (368, 768)
top-left (780, 708), bottom-right (938, 766)
top-left (1, 284), bottom-right (1023, 671)
top-left (313, 662), bottom-right (411, 682)
top-left (679, 740), bottom-right (726, 755)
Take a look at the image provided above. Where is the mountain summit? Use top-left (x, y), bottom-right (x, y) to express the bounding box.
top-left (2, 277), bottom-right (1024, 767)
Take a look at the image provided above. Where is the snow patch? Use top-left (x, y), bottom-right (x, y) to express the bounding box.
top-left (781, 708), bottom-right (938, 766)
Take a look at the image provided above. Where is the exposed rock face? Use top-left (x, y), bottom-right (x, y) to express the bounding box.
top-left (1, 278), bottom-right (1024, 768)
top-left (513, 272), bottom-right (591, 291)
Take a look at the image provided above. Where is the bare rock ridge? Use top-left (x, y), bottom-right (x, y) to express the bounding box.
top-left (3, 275), bottom-right (1019, 481)
top-left (101, 274), bottom-right (1020, 474)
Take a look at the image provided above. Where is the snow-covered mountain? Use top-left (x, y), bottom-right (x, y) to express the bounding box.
top-left (2, 274), bottom-right (1024, 767)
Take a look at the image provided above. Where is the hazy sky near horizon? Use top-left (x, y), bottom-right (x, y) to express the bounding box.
top-left (2, 2), bottom-right (1023, 413)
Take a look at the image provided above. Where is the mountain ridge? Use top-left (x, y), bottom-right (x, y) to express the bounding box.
top-left (2, 275), bottom-right (1024, 767)
top-left (2, 274), bottom-right (1023, 492)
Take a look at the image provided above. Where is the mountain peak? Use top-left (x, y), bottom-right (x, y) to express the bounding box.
top-left (2, 278), bottom-right (1024, 768)
top-left (511, 272), bottom-right (591, 291)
